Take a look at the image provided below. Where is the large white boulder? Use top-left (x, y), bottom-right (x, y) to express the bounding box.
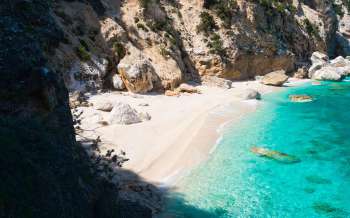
top-left (261, 70), bottom-right (289, 86)
top-left (310, 52), bottom-right (329, 64)
top-left (109, 102), bottom-right (142, 125)
top-left (330, 56), bottom-right (350, 68)
top-left (118, 59), bottom-right (154, 93)
top-left (308, 52), bottom-right (329, 78)
top-left (312, 66), bottom-right (343, 81)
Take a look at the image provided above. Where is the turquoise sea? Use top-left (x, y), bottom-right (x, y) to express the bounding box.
top-left (162, 80), bottom-right (350, 218)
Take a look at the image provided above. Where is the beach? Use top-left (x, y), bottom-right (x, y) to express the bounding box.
top-left (77, 79), bottom-right (308, 185)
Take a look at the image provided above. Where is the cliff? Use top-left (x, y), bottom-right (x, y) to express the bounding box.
top-left (49, 0), bottom-right (350, 94)
top-left (0, 1), bottom-right (152, 217)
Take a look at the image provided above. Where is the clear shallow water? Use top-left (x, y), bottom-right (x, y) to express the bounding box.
top-left (162, 81), bottom-right (350, 218)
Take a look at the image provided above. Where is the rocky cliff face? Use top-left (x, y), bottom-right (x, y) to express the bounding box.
top-left (48, 0), bottom-right (350, 94)
top-left (0, 1), bottom-right (151, 217)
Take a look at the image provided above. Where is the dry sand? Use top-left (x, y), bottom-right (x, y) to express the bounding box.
top-left (76, 79), bottom-right (308, 186)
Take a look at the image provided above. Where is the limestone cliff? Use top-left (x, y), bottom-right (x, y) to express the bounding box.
top-left (48, 0), bottom-right (350, 94)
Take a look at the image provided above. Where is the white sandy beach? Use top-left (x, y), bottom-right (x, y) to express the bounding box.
top-left (77, 79), bottom-right (309, 185)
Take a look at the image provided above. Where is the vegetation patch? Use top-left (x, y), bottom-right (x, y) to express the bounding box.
top-left (197, 11), bottom-right (217, 35)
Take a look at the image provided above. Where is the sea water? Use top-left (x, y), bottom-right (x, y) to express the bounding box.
top-left (162, 80), bottom-right (350, 218)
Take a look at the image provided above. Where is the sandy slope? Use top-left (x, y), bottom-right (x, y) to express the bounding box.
top-left (77, 79), bottom-right (308, 185)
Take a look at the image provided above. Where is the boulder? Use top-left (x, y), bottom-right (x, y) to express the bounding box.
top-left (94, 101), bottom-right (114, 112)
top-left (310, 52), bottom-right (329, 64)
top-left (237, 89), bottom-right (261, 100)
top-left (308, 52), bottom-right (329, 78)
top-left (109, 102), bottom-right (142, 125)
top-left (308, 63), bottom-right (326, 78)
top-left (312, 66), bottom-right (343, 81)
top-left (201, 76), bottom-right (232, 89)
top-left (330, 56), bottom-right (349, 67)
top-left (165, 90), bottom-right (179, 96)
top-left (289, 95), bottom-right (313, 102)
top-left (118, 59), bottom-right (154, 93)
top-left (293, 67), bottom-right (308, 79)
top-left (176, 83), bottom-right (200, 93)
top-left (112, 74), bottom-right (125, 90)
top-left (261, 70), bottom-right (289, 86)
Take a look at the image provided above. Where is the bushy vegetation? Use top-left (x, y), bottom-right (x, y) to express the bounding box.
top-left (254, 0), bottom-right (297, 16)
top-left (197, 11), bottom-right (217, 34)
top-left (303, 18), bottom-right (320, 38)
top-left (76, 39), bottom-right (91, 61)
top-left (208, 33), bottom-right (225, 56)
top-left (204, 0), bottom-right (238, 28)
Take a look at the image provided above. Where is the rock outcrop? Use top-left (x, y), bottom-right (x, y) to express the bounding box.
top-left (261, 70), bottom-right (289, 86)
top-left (0, 1), bottom-right (153, 217)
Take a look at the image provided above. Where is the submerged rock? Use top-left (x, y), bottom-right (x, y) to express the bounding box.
top-left (261, 70), bottom-right (289, 86)
top-left (289, 95), bottom-right (313, 103)
top-left (250, 146), bottom-right (300, 164)
top-left (312, 202), bottom-right (337, 214)
top-left (305, 175), bottom-right (332, 184)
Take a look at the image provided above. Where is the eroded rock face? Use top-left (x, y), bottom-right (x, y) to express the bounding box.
top-left (118, 58), bottom-right (154, 94)
top-left (109, 102), bottom-right (142, 125)
top-left (261, 70), bottom-right (289, 86)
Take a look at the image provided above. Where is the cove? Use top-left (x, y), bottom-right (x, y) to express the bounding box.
top-left (161, 80), bottom-right (350, 218)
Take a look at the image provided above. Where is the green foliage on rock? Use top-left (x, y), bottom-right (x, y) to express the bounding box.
top-left (303, 18), bottom-right (320, 38)
top-left (197, 11), bottom-right (217, 34)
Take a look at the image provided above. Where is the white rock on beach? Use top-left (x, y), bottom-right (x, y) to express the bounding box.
top-left (330, 56), bottom-right (349, 67)
top-left (94, 101), bottom-right (114, 112)
top-left (312, 66), bottom-right (343, 81)
top-left (109, 102), bottom-right (142, 125)
top-left (308, 52), bottom-right (329, 78)
top-left (237, 89), bottom-right (261, 100)
top-left (261, 70), bottom-right (289, 86)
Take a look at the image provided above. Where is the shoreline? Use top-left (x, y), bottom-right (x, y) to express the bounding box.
top-left (77, 78), bottom-right (310, 187)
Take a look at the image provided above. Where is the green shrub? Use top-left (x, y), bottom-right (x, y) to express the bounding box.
top-left (208, 33), bottom-right (225, 56)
top-left (197, 12), bottom-right (217, 34)
top-left (303, 19), bottom-right (320, 38)
top-left (76, 46), bottom-right (91, 61)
